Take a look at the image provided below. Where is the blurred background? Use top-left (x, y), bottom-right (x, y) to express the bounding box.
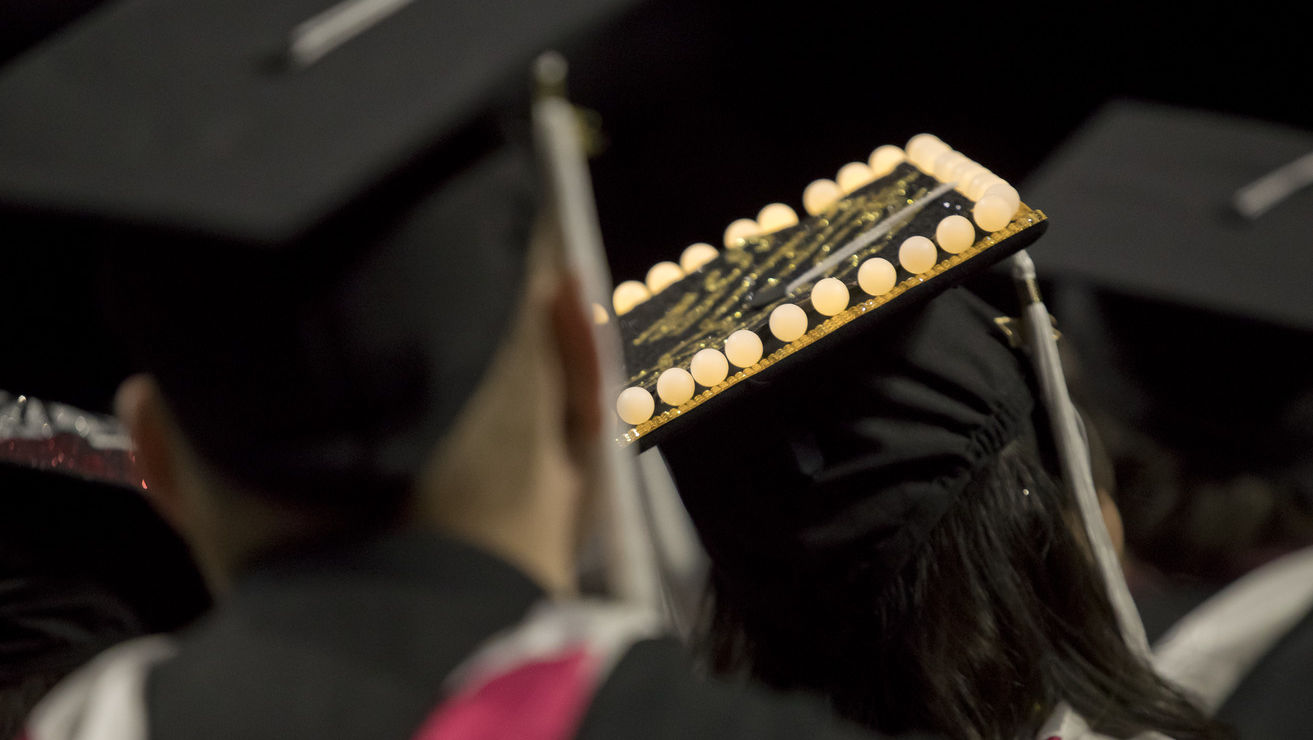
top-left (2, 2), bottom-right (1310, 728)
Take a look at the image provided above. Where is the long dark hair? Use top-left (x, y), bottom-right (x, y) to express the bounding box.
top-left (701, 438), bottom-right (1230, 740)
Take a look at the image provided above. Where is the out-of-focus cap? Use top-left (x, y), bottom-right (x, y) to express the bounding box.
top-left (1025, 99), bottom-right (1313, 333)
top-left (0, 0), bottom-right (637, 501)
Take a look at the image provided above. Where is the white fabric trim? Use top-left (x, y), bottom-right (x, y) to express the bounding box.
top-left (442, 599), bottom-right (663, 693)
top-left (1152, 545), bottom-right (1313, 712)
top-left (26, 635), bottom-right (176, 740)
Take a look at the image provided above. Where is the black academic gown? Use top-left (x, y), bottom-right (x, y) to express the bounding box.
top-left (139, 533), bottom-right (902, 740)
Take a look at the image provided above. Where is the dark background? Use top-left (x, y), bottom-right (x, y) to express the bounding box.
top-left (1, 0), bottom-right (1308, 413)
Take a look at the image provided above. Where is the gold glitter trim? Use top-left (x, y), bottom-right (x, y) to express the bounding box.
top-left (618, 205), bottom-right (1047, 447)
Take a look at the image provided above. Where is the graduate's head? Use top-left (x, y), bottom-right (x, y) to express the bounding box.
top-left (659, 288), bottom-right (1221, 740)
top-left (0, 0), bottom-right (632, 592)
top-left (110, 206), bottom-right (603, 593)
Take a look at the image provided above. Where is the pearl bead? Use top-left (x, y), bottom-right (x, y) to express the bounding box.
top-left (723, 218), bottom-right (760, 247)
top-left (612, 280), bottom-right (651, 315)
top-left (802, 178), bottom-right (842, 216)
top-left (906, 133), bottom-right (948, 172)
top-left (756, 202), bottom-right (799, 233)
top-left (810, 277), bottom-right (850, 316)
top-left (591, 303), bottom-right (609, 325)
top-left (724, 329), bottom-right (764, 368)
top-left (983, 182), bottom-right (1020, 213)
top-left (967, 171), bottom-right (1003, 200)
top-left (690, 348), bottom-right (730, 387)
top-left (868, 145), bottom-right (905, 177)
top-left (954, 164), bottom-right (987, 193)
top-left (836, 161), bottom-right (876, 194)
top-left (932, 150), bottom-right (968, 182)
top-left (616, 386), bottom-right (655, 425)
top-left (857, 257), bottom-right (897, 296)
top-left (656, 367), bottom-right (695, 406)
top-left (769, 303), bottom-right (808, 342)
top-left (679, 242), bottom-right (719, 273)
top-left (972, 194), bottom-right (1015, 232)
top-left (935, 214), bottom-right (975, 255)
top-left (899, 235), bottom-right (938, 274)
top-left (645, 261), bottom-right (685, 294)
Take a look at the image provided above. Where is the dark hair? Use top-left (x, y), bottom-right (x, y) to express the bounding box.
top-left (701, 437), bottom-right (1229, 740)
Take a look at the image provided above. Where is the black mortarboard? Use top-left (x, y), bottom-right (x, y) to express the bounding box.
top-left (1025, 99), bottom-right (1313, 333)
top-left (607, 137), bottom-right (1047, 449)
top-left (0, 0), bottom-right (635, 499)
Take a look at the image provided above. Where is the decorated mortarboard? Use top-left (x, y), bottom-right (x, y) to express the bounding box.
top-left (607, 135), bottom-right (1048, 449)
top-left (0, 0), bottom-right (636, 498)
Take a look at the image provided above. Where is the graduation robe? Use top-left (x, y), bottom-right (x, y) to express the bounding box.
top-left (25, 532), bottom-right (908, 740)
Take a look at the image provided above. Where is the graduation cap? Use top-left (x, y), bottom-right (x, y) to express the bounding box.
top-left (606, 136), bottom-right (1048, 448)
top-left (0, 0), bottom-right (637, 500)
top-left (611, 135), bottom-right (1152, 680)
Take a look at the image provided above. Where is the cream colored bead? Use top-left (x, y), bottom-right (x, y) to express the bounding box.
top-left (802, 178), bottom-right (842, 216)
top-left (967, 171), bottom-right (1004, 200)
top-left (932, 150), bottom-right (968, 182)
top-left (836, 161), bottom-right (876, 194)
top-left (724, 329), bottom-right (764, 368)
top-left (616, 386), bottom-right (655, 425)
top-left (612, 280), bottom-right (651, 315)
top-left (906, 133), bottom-right (948, 172)
top-left (983, 182), bottom-right (1020, 213)
top-left (899, 235), bottom-right (938, 274)
top-left (723, 218), bottom-right (760, 247)
top-left (645, 261), bottom-right (685, 294)
top-left (954, 164), bottom-right (987, 193)
top-left (679, 242), bottom-right (719, 273)
top-left (656, 367), bottom-right (695, 406)
top-left (756, 202), bottom-right (799, 233)
top-left (857, 257), bottom-right (897, 296)
top-left (769, 303), bottom-right (808, 342)
top-left (690, 348), bottom-right (730, 387)
top-left (973, 194), bottom-right (1015, 232)
top-left (935, 214), bottom-right (975, 255)
top-left (868, 145), bottom-right (905, 176)
top-left (810, 277), bottom-right (850, 316)
top-left (592, 303), bottom-right (609, 325)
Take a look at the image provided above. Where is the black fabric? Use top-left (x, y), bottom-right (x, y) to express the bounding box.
top-left (145, 531), bottom-right (906, 740)
top-left (578, 638), bottom-right (921, 740)
top-left (662, 287), bottom-right (1033, 602)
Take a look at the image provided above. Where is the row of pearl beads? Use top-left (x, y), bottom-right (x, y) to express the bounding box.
top-left (612, 136), bottom-right (1017, 318)
top-left (731, 144), bottom-right (911, 247)
top-left (616, 329), bottom-right (767, 425)
top-left (904, 133), bottom-right (1020, 232)
top-left (612, 143), bottom-right (911, 316)
top-left (614, 210), bottom-right (981, 424)
top-left (611, 241), bottom-right (725, 315)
